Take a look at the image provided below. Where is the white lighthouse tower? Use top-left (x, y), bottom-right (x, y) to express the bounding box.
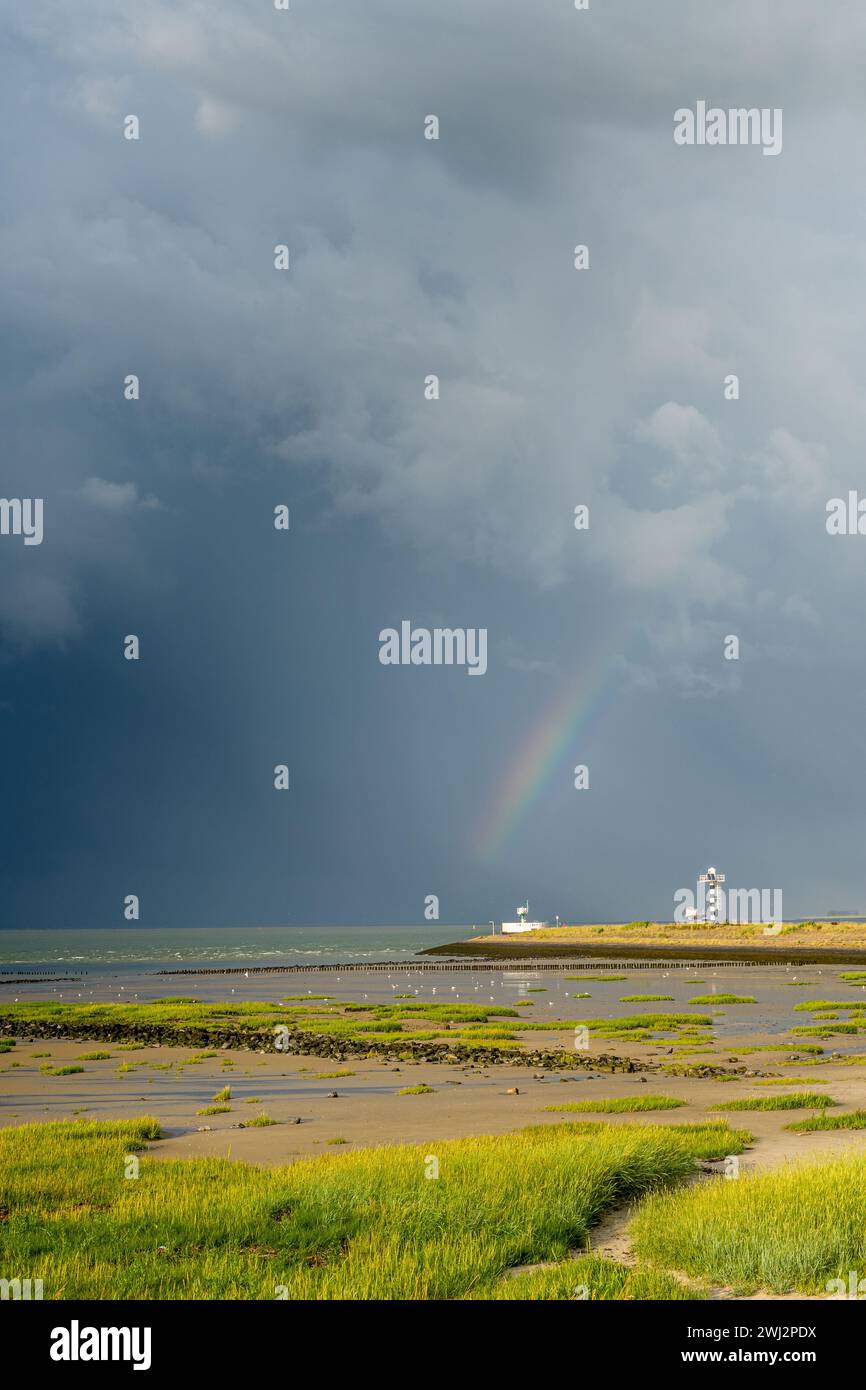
top-left (698, 866), bottom-right (725, 923)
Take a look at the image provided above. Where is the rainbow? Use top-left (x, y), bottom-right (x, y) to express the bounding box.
top-left (474, 662), bottom-right (621, 863)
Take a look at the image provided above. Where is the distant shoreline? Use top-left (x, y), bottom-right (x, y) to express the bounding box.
top-left (422, 939), bottom-right (866, 965)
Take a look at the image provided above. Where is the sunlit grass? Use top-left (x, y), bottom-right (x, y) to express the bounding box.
top-left (543, 1095), bottom-right (687, 1114)
top-left (711, 1093), bottom-right (834, 1112)
top-left (630, 1153), bottom-right (866, 1293)
top-left (785, 1110), bottom-right (866, 1132)
top-left (619, 995), bottom-right (674, 1003)
top-left (688, 995), bottom-right (755, 1005)
top-left (0, 1115), bottom-right (749, 1299)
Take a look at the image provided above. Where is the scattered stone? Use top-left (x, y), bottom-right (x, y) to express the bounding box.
top-left (506, 1086), bottom-right (520, 1095)
top-left (327, 1090), bottom-right (339, 1098)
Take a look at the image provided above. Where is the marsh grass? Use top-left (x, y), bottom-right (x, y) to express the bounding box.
top-left (563, 975), bottom-right (627, 982)
top-left (77, 1052), bottom-right (112, 1061)
top-left (543, 1095), bottom-right (687, 1114)
top-left (39, 1065), bottom-right (84, 1077)
top-left (737, 1044), bottom-right (823, 1055)
top-left (619, 995), bottom-right (674, 1003)
top-left (572, 1013), bottom-right (712, 1040)
top-left (398, 1085), bottom-right (435, 1095)
top-left (790, 1024), bottom-right (862, 1037)
top-left (1, 998), bottom-right (716, 1059)
top-left (196, 1104), bottom-right (232, 1116)
top-left (711, 1093), bottom-right (834, 1112)
top-left (473, 1255), bottom-right (703, 1301)
top-left (793, 999), bottom-right (866, 1013)
top-left (630, 1153), bottom-right (866, 1293)
top-left (0, 1115), bottom-right (748, 1299)
top-left (754, 1077), bottom-right (830, 1085)
top-left (785, 1110), bottom-right (866, 1132)
top-left (688, 995), bottom-right (755, 1005)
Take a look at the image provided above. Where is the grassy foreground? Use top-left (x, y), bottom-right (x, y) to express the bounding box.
top-left (0, 1116), bottom-right (748, 1300)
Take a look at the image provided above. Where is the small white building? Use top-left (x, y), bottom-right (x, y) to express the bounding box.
top-left (501, 901), bottom-right (548, 934)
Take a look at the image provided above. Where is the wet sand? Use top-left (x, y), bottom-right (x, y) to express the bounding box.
top-left (2, 1033), bottom-right (866, 1172)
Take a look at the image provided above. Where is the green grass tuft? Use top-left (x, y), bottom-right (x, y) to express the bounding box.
top-left (785, 1110), bottom-right (866, 1133)
top-left (619, 995), bottom-right (674, 1003)
top-left (544, 1095), bottom-right (687, 1114)
top-left (711, 1093), bottom-right (834, 1112)
top-left (688, 994), bottom-right (755, 1005)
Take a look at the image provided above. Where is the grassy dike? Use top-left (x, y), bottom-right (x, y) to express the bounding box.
top-left (425, 922), bottom-right (866, 964)
top-left (0, 1116), bottom-right (748, 1300)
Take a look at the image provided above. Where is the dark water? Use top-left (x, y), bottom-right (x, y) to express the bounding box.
top-left (0, 925), bottom-right (477, 969)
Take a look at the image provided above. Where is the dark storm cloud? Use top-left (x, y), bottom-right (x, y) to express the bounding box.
top-left (2, 0), bottom-right (866, 924)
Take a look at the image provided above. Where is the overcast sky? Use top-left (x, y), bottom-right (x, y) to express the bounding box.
top-left (4, 0), bottom-right (866, 929)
